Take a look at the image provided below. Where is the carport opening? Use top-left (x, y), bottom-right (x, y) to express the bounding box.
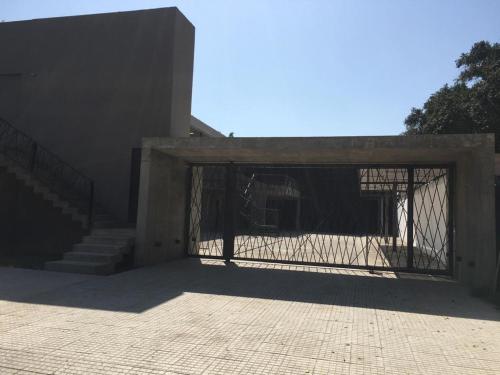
top-left (186, 164), bottom-right (453, 275)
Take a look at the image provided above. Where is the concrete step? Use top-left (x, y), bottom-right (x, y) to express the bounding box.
top-left (91, 228), bottom-right (136, 236)
top-left (93, 220), bottom-right (123, 229)
top-left (45, 260), bottom-right (115, 275)
top-left (83, 235), bottom-right (133, 246)
top-left (72, 243), bottom-right (128, 254)
top-left (64, 251), bottom-right (123, 263)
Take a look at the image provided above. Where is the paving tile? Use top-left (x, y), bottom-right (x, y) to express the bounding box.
top-left (0, 258), bottom-right (499, 374)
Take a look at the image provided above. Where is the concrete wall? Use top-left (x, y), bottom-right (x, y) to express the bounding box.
top-left (135, 148), bottom-right (188, 266)
top-left (0, 8), bottom-right (195, 221)
top-left (136, 135), bottom-right (497, 294)
top-left (0, 168), bottom-right (85, 257)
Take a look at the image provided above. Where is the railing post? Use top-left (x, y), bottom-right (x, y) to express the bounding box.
top-left (223, 163), bottom-right (236, 262)
top-left (184, 166), bottom-right (193, 256)
top-left (29, 142), bottom-right (38, 172)
top-left (447, 166), bottom-right (454, 276)
top-left (392, 182), bottom-right (398, 255)
top-left (87, 181), bottom-right (94, 231)
top-left (407, 167), bottom-right (414, 269)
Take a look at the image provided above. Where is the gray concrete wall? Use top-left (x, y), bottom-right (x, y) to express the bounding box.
top-left (454, 148), bottom-right (497, 293)
top-left (135, 148), bottom-right (188, 266)
top-left (136, 134), bottom-right (497, 294)
top-left (0, 7), bottom-right (194, 221)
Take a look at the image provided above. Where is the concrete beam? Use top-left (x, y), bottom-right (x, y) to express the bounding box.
top-left (143, 134), bottom-right (489, 164)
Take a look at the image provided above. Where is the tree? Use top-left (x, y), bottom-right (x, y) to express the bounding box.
top-left (404, 41), bottom-right (500, 150)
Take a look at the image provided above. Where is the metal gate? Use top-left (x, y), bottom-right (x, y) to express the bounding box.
top-left (186, 164), bottom-right (454, 274)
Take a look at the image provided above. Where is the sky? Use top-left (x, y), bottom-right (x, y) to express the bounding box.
top-left (2, 1), bottom-right (500, 137)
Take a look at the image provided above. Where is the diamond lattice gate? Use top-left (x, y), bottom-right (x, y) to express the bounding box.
top-left (186, 164), bottom-right (454, 274)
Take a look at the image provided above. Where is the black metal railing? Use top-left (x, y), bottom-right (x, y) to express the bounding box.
top-left (0, 117), bottom-right (94, 228)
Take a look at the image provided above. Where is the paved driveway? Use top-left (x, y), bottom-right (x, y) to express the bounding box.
top-left (0, 259), bottom-right (499, 374)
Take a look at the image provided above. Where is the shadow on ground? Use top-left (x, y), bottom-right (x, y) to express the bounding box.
top-left (0, 258), bottom-right (498, 321)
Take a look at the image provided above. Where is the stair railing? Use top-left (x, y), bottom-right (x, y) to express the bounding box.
top-left (0, 117), bottom-right (94, 229)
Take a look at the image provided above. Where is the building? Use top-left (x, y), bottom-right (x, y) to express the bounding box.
top-left (0, 8), bottom-right (221, 270)
top-left (0, 8), bottom-right (497, 294)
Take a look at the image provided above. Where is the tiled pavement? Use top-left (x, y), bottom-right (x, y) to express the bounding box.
top-left (0, 259), bottom-right (499, 374)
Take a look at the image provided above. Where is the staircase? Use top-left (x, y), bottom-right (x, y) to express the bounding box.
top-left (45, 227), bottom-right (135, 275)
top-left (0, 117), bottom-right (135, 275)
top-left (0, 154), bottom-right (87, 226)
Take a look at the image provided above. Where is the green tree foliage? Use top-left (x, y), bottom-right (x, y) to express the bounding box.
top-left (404, 41), bottom-right (500, 149)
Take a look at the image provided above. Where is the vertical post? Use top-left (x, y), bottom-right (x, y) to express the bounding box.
top-left (183, 165), bottom-right (193, 256)
top-left (392, 182), bottom-right (398, 255)
top-left (384, 194), bottom-right (389, 244)
top-left (223, 163), bottom-right (236, 262)
top-left (29, 142), bottom-right (38, 172)
top-left (87, 181), bottom-right (94, 231)
top-left (407, 167), bottom-right (414, 269)
top-left (447, 166), bottom-right (454, 275)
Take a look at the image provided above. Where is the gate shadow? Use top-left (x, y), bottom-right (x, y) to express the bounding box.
top-left (0, 258), bottom-right (498, 322)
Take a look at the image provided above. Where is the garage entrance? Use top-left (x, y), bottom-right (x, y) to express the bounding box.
top-left (186, 164), bottom-right (454, 274)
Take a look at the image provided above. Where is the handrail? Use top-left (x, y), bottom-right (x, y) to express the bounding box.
top-left (0, 117), bottom-right (94, 229)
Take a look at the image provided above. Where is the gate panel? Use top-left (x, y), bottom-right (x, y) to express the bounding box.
top-left (187, 164), bottom-right (453, 274)
top-left (186, 166), bottom-right (226, 257)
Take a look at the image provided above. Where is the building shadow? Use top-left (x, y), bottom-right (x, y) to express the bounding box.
top-left (0, 258), bottom-right (498, 322)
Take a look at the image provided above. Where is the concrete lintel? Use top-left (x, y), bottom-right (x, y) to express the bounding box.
top-left (143, 134), bottom-right (493, 164)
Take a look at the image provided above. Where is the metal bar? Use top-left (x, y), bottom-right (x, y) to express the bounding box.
top-left (222, 163), bottom-right (236, 262)
top-left (392, 182), bottom-right (398, 255)
top-left (186, 255), bottom-right (451, 276)
top-left (407, 167), bottom-right (414, 269)
top-left (183, 166), bottom-right (193, 256)
top-left (384, 193), bottom-right (389, 244)
top-left (447, 166), bottom-right (455, 276)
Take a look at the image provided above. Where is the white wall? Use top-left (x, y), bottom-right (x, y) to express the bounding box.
top-left (397, 175), bottom-right (448, 267)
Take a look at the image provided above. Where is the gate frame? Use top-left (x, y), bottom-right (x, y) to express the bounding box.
top-left (135, 134), bottom-right (496, 294)
top-left (185, 162), bottom-right (455, 276)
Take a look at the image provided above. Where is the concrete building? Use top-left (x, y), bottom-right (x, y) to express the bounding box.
top-left (0, 8), bottom-right (221, 272)
top-left (0, 7), bottom-right (198, 223)
top-left (135, 135), bottom-right (497, 294)
top-left (0, 8), bottom-right (497, 295)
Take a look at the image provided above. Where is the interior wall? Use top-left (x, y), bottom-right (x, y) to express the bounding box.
top-left (413, 176), bottom-right (448, 264)
top-left (397, 175), bottom-right (448, 266)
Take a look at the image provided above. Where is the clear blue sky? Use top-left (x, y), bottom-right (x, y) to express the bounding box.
top-left (2, 1), bottom-right (500, 137)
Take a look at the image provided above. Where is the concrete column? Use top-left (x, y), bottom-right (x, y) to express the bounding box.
top-left (135, 148), bottom-right (188, 266)
top-left (454, 142), bottom-right (496, 293)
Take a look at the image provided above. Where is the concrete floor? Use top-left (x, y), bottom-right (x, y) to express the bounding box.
top-left (0, 259), bottom-right (499, 374)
